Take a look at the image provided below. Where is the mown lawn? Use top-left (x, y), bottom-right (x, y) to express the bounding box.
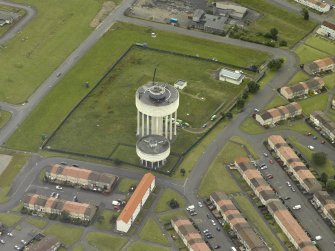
top-left (265, 95), bottom-right (288, 109)
top-left (155, 188), bottom-right (186, 213)
top-left (0, 0), bottom-right (104, 104)
top-left (127, 241), bottom-right (170, 251)
top-left (43, 224), bottom-right (83, 247)
top-left (117, 178), bottom-right (138, 193)
top-left (5, 22), bottom-right (268, 152)
top-left (86, 232), bottom-right (127, 251)
top-left (158, 209), bottom-right (187, 224)
top-left (94, 209), bottom-right (118, 230)
top-left (26, 217), bottom-right (48, 229)
top-left (304, 36), bottom-right (335, 55)
top-left (0, 110), bottom-right (11, 129)
top-left (234, 0), bottom-right (317, 46)
top-left (0, 213), bottom-right (21, 226)
top-left (72, 245), bottom-right (85, 251)
top-left (299, 93), bottom-right (329, 115)
top-left (234, 196), bottom-right (284, 251)
top-left (288, 71), bottom-right (310, 85)
top-left (198, 140), bottom-right (245, 197)
top-left (138, 218), bottom-right (169, 246)
top-left (0, 153), bottom-right (29, 203)
top-left (295, 44), bottom-right (329, 64)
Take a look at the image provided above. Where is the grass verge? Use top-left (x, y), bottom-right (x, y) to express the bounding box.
top-left (138, 218), bottom-right (169, 246)
top-left (86, 232), bottom-right (127, 251)
top-left (43, 223), bottom-right (83, 247)
top-left (26, 217), bottom-right (48, 229)
top-left (127, 241), bottom-right (170, 251)
top-left (154, 188), bottom-right (186, 213)
top-left (117, 178), bottom-right (138, 193)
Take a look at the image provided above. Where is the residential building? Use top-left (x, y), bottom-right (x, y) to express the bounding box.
top-left (267, 200), bottom-right (317, 251)
top-left (235, 157), bottom-right (277, 205)
top-left (280, 77), bottom-right (325, 99)
top-left (116, 173), bottom-right (155, 233)
top-left (45, 164), bottom-right (118, 192)
top-left (234, 158), bottom-right (317, 251)
top-left (171, 216), bottom-right (210, 251)
top-left (310, 111), bottom-right (335, 141)
top-left (255, 102), bottom-right (302, 126)
top-left (27, 236), bottom-right (61, 251)
top-left (210, 192), bottom-right (268, 251)
top-left (23, 194), bottom-right (97, 222)
top-left (215, 2), bottom-right (248, 19)
top-left (313, 191), bottom-right (335, 226)
top-left (203, 14), bottom-right (227, 34)
top-left (304, 56), bottom-right (335, 75)
top-left (268, 135), bottom-right (322, 193)
top-left (219, 68), bottom-right (245, 85)
top-left (294, 0), bottom-right (331, 13)
top-left (317, 21), bottom-right (335, 40)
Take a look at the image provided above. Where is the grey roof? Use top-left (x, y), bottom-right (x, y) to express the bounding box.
top-left (136, 82), bottom-right (179, 107)
top-left (193, 9), bottom-right (205, 22)
top-left (204, 14), bottom-right (227, 31)
top-left (220, 68), bottom-right (243, 81)
top-left (311, 111), bottom-right (335, 134)
top-left (136, 135), bottom-right (170, 155)
top-left (28, 236), bottom-right (61, 251)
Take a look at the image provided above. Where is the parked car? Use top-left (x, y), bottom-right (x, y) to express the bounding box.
top-left (321, 140), bottom-right (325, 144)
top-left (206, 214), bottom-right (211, 219)
top-left (0, 239), bottom-right (4, 244)
top-left (55, 185), bottom-right (63, 190)
top-left (216, 227), bottom-right (221, 232)
top-left (260, 165), bottom-right (268, 170)
top-left (211, 219), bottom-right (216, 226)
top-left (313, 136), bottom-right (317, 140)
top-left (198, 201), bottom-right (203, 208)
top-left (263, 153), bottom-right (268, 157)
top-left (284, 196), bottom-right (291, 200)
top-left (55, 193), bottom-right (60, 199)
top-left (266, 174), bottom-right (273, 179)
top-left (308, 145), bottom-right (315, 150)
top-left (203, 229), bottom-right (209, 234)
top-left (51, 192), bottom-right (56, 197)
top-left (291, 187), bottom-right (296, 192)
top-left (7, 232), bottom-right (13, 237)
top-left (21, 240), bottom-right (27, 245)
top-left (269, 159), bottom-right (273, 164)
top-left (14, 245), bottom-right (20, 250)
top-left (214, 245), bottom-right (221, 249)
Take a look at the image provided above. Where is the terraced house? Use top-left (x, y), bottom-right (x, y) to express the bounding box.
top-left (234, 158), bottom-right (317, 251)
top-left (45, 164), bottom-right (118, 192)
top-left (295, 0), bottom-right (331, 13)
top-left (268, 135), bottom-right (322, 193)
top-left (317, 21), bottom-right (335, 40)
top-left (304, 56), bottom-right (335, 75)
top-left (210, 192), bottom-right (269, 251)
top-left (23, 194), bottom-right (97, 222)
top-left (280, 77), bottom-right (325, 100)
top-left (116, 173), bottom-right (155, 233)
top-left (234, 157), bottom-right (277, 205)
top-left (310, 111), bottom-right (335, 141)
top-left (171, 216), bottom-right (210, 251)
top-left (313, 191), bottom-right (335, 226)
top-left (255, 102), bottom-right (302, 126)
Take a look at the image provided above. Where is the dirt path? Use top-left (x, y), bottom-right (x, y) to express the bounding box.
top-left (90, 1), bottom-right (116, 28)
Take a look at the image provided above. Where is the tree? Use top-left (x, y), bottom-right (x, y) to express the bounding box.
top-left (242, 92), bottom-right (248, 100)
top-left (326, 179), bottom-right (335, 192)
top-left (301, 8), bottom-right (309, 20)
top-left (268, 58), bottom-right (284, 71)
top-left (220, 112), bottom-right (226, 120)
top-left (312, 152), bottom-right (327, 165)
top-left (236, 99), bottom-right (245, 109)
top-left (270, 28), bottom-right (278, 40)
top-left (320, 172), bottom-right (328, 185)
top-left (169, 199), bottom-right (180, 209)
top-left (247, 81), bottom-right (260, 93)
top-left (60, 211), bottom-right (71, 223)
top-left (226, 112), bottom-right (233, 120)
top-left (180, 168), bottom-right (186, 176)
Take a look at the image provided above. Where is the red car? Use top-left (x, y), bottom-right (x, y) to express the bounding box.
top-left (269, 159), bottom-right (273, 164)
top-left (266, 174), bottom-right (273, 179)
top-left (321, 140), bottom-right (325, 144)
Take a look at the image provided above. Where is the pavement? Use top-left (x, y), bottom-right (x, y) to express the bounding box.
top-left (0, 0), bottom-right (334, 250)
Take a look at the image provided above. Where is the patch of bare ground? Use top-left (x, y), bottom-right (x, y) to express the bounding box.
top-left (90, 1), bottom-right (115, 28)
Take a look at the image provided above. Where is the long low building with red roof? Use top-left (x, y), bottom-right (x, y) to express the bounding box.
top-left (255, 102), bottom-right (302, 126)
top-left (46, 164), bottom-right (118, 192)
top-left (313, 191), bottom-right (335, 226)
top-left (234, 158), bottom-right (317, 251)
top-left (317, 21), bottom-right (335, 40)
top-left (304, 56), bottom-right (335, 75)
top-left (295, 0), bottom-right (330, 13)
top-left (116, 173), bottom-right (155, 233)
top-left (268, 135), bottom-right (322, 193)
top-left (210, 192), bottom-right (269, 251)
top-left (171, 216), bottom-right (210, 251)
top-left (23, 194), bottom-right (97, 222)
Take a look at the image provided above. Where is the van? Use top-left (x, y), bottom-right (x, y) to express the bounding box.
top-left (292, 205), bottom-right (301, 210)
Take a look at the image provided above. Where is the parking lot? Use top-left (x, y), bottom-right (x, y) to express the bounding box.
top-left (0, 221), bottom-right (40, 251)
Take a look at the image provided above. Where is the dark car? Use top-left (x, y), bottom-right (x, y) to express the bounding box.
top-left (214, 245), bottom-right (221, 249)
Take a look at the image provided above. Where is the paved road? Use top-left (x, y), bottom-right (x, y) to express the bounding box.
top-left (0, 0), bottom-right (334, 250)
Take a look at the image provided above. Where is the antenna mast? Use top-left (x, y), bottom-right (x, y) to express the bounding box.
top-left (152, 65), bottom-right (159, 84)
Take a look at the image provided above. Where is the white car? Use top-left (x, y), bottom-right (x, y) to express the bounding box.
top-left (55, 193), bottom-right (60, 199)
top-left (14, 245), bottom-right (20, 250)
top-left (286, 181), bottom-right (291, 187)
top-left (0, 239), bottom-right (5, 244)
top-left (7, 232), bottom-right (13, 237)
top-left (211, 219), bottom-right (216, 226)
top-left (21, 240), bottom-right (27, 245)
top-left (198, 201), bottom-right (203, 207)
top-left (308, 145), bottom-right (315, 150)
top-left (55, 185), bottom-right (63, 190)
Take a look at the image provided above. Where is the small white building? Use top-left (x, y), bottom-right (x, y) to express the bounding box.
top-left (116, 173), bottom-right (155, 233)
top-left (174, 80), bottom-right (187, 90)
top-left (294, 0), bottom-right (331, 13)
top-left (219, 68), bottom-right (244, 85)
top-left (317, 21), bottom-right (335, 40)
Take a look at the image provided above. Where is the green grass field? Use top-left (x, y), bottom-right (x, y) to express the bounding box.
top-left (234, 196), bottom-right (284, 251)
top-left (138, 218), bottom-right (170, 246)
top-left (43, 224), bottom-right (83, 247)
top-left (234, 0), bottom-right (317, 46)
top-left (0, 0), bottom-right (105, 104)
top-left (158, 209), bottom-right (187, 224)
top-left (198, 140), bottom-right (245, 197)
top-left (94, 209), bottom-right (118, 230)
top-left (45, 47), bottom-right (247, 160)
top-left (0, 213), bottom-right (21, 226)
top-left (0, 110), bottom-right (11, 129)
top-left (117, 178), bottom-right (138, 193)
top-left (288, 71), bottom-right (310, 85)
top-left (300, 93), bottom-right (329, 115)
top-left (305, 36), bottom-right (335, 55)
top-left (265, 95), bottom-right (288, 109)
top-left (155, 188), bottom-right (186, 213)
top-left (26, 217), bottom-right (48, 229)
top-left (0, 153), bottom-right (29, 203)
top-left (127, 241), bottom-right (170, 251)
top-left (295, 45), bottom-right (329, 64)
top-left (72, 245), bottom-right (85, 251)
top-left (5, 22), bottom-right (268, 153)
top-left (86, 232), bottom-right (127, 251)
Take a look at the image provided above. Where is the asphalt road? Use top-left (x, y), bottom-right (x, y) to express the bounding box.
top-left (0, 0), bottom-right (334, 250)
